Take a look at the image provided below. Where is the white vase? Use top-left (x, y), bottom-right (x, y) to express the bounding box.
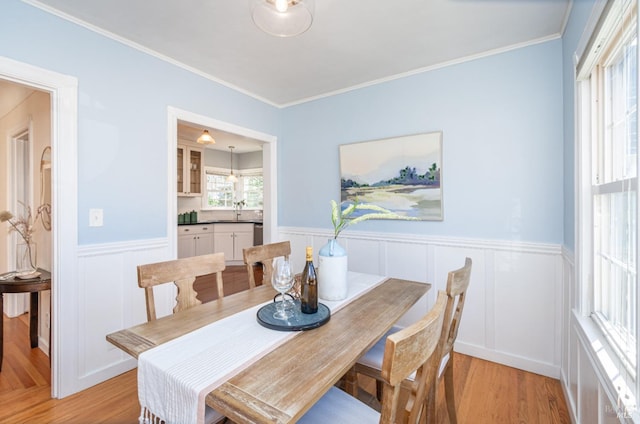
top-left (318, 238), bottom-right (348, 301)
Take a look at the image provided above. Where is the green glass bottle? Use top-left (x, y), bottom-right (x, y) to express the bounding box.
top-left (300, 246), bottom-right (318, 314)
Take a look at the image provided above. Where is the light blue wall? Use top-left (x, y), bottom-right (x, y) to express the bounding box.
top-left (280, 41), bottom-right (564, 244)
top-left (561, 0), bottom-right (597, 253)
top-left (2, 0), bottom-right (567, 246)
top-left (0, 0), bottom-right (279, 244)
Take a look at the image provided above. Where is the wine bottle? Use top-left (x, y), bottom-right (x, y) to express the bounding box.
top-left (300, 246), bottom-right (318, 314)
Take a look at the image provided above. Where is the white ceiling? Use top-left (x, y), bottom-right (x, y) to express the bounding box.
top-left (27, 0), bottom-right (571, 108)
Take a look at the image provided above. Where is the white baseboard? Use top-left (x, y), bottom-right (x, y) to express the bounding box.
top-left (455, 341), bottom-right (560, 378)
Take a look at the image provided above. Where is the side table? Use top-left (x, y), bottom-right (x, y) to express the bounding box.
top-left (0, 269), bottom-right (51, 371)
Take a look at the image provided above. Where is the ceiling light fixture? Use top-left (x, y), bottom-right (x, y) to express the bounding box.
top-left (197, 129), bottom-right (215, 145)
top-left (250, 0), bottom-right (315, 38)
top-left (227, 146), bottom-right (238, 183)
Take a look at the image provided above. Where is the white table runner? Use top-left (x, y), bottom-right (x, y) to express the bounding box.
top-left (138, 272), bottom-right (387, 424)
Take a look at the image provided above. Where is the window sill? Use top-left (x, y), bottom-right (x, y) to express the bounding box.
top-left (574, 310), bottom-right (638, 422)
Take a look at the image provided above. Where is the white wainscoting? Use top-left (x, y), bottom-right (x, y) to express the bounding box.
top-left (58, 227), bottom-right (640, 423)
top-left (280, 227), bottom-right (564, 379)
top-left (74, 238), bottom-right (172, 388)
top-left (70, 230), bottom-right (565, 397)
top-left (560, 249), bottom-right (634, 424)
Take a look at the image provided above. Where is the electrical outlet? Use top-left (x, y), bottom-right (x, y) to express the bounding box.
top-left (89, 209), bottom-right (103, 227)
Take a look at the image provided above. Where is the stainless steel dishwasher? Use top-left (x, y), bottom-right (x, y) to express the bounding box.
top-left (253, 223), bottom-right (263, 245)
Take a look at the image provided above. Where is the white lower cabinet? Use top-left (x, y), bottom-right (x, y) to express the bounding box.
top-left (177, 225), bottom-right (214, 258)
top-left (213, 224), bottom-right (254, 262)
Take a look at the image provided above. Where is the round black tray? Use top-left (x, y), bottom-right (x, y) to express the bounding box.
top-left (257, 300), bottom-right (330, 331)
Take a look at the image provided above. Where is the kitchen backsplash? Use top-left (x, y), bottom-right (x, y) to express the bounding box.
top-left (178, 196), bottom-right (262, 222)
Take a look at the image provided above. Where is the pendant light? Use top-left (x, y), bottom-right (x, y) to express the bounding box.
top-left (197, 129), bottom-right (215, 145)
top-left (250, 0), bottom-right (315, 37)
top-left (227, 146), bottom-right (238, 183)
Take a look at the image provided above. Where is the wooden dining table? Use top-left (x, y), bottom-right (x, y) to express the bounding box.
top-left (106, 275), bottom-right (430, 424)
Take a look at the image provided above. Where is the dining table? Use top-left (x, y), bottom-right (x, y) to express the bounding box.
top-left (106, 272), bottom-right (430, 424)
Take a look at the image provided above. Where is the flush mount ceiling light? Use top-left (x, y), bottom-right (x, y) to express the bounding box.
top-left (250, 0), bottom-right (315, 37)
top-left (227, 146), bottom-right (238, 183)
top-left (197, 129), bottom-right (215, 145)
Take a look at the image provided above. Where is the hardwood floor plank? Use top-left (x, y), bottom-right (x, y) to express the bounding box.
top-left (5, 370), bottom-right (139, 424)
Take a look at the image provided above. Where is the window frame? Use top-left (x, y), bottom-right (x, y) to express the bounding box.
top-left (592, 22), bottom-right (638, 377)
top-left (576, 0), bottom-right (639, 415)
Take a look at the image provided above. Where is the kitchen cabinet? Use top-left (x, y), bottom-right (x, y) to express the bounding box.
top-left (213, 223), bottom-right (254, 263)
top-left (178, 225), bottom-right (214, 258)
top-left (177, 144), bottom-right (203, 197)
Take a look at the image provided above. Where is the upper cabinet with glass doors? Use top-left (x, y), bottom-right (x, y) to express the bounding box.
top-left (177, 144), bottom-right (203, 197)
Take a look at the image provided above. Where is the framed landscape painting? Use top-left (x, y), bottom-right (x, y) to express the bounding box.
top-left (339, 132), bottom-right (443, 220)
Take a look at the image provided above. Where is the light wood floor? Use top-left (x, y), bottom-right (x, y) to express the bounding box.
top-left (0, 266), bottom-right (571, 423)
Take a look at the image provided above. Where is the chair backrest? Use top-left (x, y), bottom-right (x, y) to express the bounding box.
top-left (137, 252), bottom-right (226, 322)
top-left (242, 241), bottom-right (291, 288)
top-left (379, 291), bottom-right (448, 424)
top-left (442, 257), bottom-right (472, 356)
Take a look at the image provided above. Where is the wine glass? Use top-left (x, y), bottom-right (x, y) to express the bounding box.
top-left (272, 257), bottom-right (294, 320)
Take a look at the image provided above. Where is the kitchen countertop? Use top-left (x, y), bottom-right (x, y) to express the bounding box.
top-left (178, 220), bottom-right (263, 226)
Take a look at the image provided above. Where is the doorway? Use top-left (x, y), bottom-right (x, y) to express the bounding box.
top-left (167, 107), bottom-right (278, 260)
top-left (0, 57), bottom-right (78, 398)
top-left (0, 80), bottom-right (53, 391)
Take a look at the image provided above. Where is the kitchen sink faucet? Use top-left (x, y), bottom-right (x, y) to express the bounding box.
top-left (234, 199), bottom-right (246, 222)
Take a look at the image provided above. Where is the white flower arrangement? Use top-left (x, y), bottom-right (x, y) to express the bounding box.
top-left (1, 208), bottom-right (35, 245)
top-left (1, 203), bottom-right (49, 270)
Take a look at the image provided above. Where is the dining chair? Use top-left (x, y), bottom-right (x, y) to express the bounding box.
top-left (299, 290), bottom-right (448, 424)
top-left (352, 257), bottom-right (472, 423)
top-left (242, 241), bottom-right (291, 288)
top-left (137, 252), bottom-right (226, 322)
top-left (137, 252), bottom-right (228, 424)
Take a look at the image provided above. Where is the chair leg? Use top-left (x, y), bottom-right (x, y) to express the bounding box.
top-left (444, 356), bottom-right (457, 424)
top-left (375, 379), bottom-right (384, 401)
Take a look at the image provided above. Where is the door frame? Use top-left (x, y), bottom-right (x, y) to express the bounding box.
top-left (167, 106), bottom-right (278, 257)
top-left (0, 56), bottom-right (78, 398)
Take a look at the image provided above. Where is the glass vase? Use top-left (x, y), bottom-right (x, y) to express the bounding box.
top-left (16, 241), bottom-right (37, 274)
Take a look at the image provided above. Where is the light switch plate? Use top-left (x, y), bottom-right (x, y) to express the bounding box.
top-left (89, 208), bottom-right (103, 227)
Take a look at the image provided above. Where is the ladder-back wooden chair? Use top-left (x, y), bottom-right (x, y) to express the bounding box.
top-left (353, 257), bottom-right (472, 423)
top-left (299, 291), bottom-right (448, 424)
top-left (137, 252), bottom-right (226, 322)
top-left (242, 241), bottom-right (291, 289)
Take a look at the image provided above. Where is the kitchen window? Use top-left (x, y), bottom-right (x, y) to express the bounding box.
top-left (204, 167), bottom-right (263, 209)
top-left (577, 0), bottom-right (638, 413)
top-left (242, 174), bottom-right (263, 209)
top-left (205, 172), bottom-right (234, 208)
